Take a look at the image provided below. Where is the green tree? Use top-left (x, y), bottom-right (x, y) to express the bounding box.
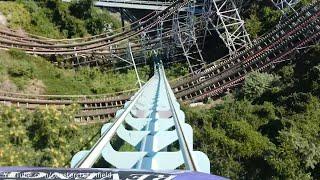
top-left (45, 0), bottom-right (87, 37)
top-left (69, 0), bottom-right (93, 19)
top-left (86, 9), bottom-right (111, 35)
top-left (0, 104), bottom-right (89, 167)
top-left (240, 71), bottom-right (279, 100)
top-left (266, 97), bottom-right (320, 179)
top-left (261, 7), bottom-right (282, 32)
top-left (246, 14), bottom-right (262, 38)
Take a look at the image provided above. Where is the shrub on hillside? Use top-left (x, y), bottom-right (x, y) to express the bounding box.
top-left (8, 65), bottom-right (34, 78)
top-left (7, 49), bottom-right (34, 78)
top-left (8, 49), bottom-right (27, 59)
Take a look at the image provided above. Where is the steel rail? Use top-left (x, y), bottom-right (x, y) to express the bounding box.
top-left (0, 94), bottom-right (130, 106)
top-left (0, 25), bottom-right (197, 62)
top-left (0, 10), bottom-right (158, 44)
top-left (160, 62), bottom-right (198, 171)
top-left (192, 31), bottom-right (320, 102)
top-left (0, 11), bottom-right (203, 45)
top-left (0, 89), bottom-right (137, 100)
top-left (74, 75), bottom-right (155, 168)
top-left (0, 20), bottom-right (171, 55)
top-left (68, 40), bottom-right (178, 67)
top-left (0, 27), bottom-right (204, 67)
top-left (176, 20), bottom-right (320, 100)
top-left (186, 18), bottom-right (320, 101)
top-left (0, 35), bottom-right (164, 56)
top-left (0, 15), bottom-right (202, 54)
top-left (171, 4), bottom-right (320, 92)
top-left (170, 0), bottom-right (320, 87)
top-left (0, 24), bottom-right (179, 48)
top-left (174, 21), bottom-right (319, 95)
top-left (0, 0), bottom-right (184, 51)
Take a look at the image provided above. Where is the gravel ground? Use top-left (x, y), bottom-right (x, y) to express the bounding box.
top-left (0, 12), bottom-right (7, 26)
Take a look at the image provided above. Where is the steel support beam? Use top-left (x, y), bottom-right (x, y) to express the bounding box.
top-left (271, 0), bottom-right (301, 14)
top-left (172, 0), bottom-right (206, 74)
top-left (210, 0), bottom-right (252, 55)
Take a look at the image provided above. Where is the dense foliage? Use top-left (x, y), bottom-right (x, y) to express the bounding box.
top-left (164, 63), bottom-right (189, 80)
top-left (0, 105), bottom-right (103, 167)
top-left (184, 45), bottom-right (320, 179)
top-left (0, 0), bottom-right (121, 38)
top-left (244, 0), bottom-right (312, 38)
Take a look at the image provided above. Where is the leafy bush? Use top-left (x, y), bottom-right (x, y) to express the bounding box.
top-left (245, 14), bottom-right (262, 38)
top-left (0, 1), bottom-right (121, 38)
top-left (243, 2), bottom-right (282, 36)
top-left (69, 0), bottom-right (93, 19)
top-left (8, 49), bottom-right (27, 59)
top-left (69, 0), bottom-right (121, 35)
top-left (7, 49), bottom-right (35, 78)
top-left (21, 1), bottom-right (62, 38)
top-left (261, 7), bottom-right (282, 31)
top-left (165, 63), bottom-right (189, 80)
top-left (239, 71), bottom-right (280, 100)
top-left (0, 104), bottom-right (83, 167)
top-left (8, 64), bottom-right (34, 78)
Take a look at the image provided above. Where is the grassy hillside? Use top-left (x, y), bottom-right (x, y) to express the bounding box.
top-left (0, 49), bottom-right (150, 95)
top-left (0, 1), bottom-right (62, 38)
top-left (0, 0), bottom-right (121, 38)
top-left (0, 0), bottom-right (149, 95)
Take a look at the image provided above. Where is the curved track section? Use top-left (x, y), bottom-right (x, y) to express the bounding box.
top-left (172, 1), bottom-right (320, 101)
top-left (0, 0), bottom-right (187, 55)
top-left (0, 90), bottom-right (134, 123)
top-left (0, 1), bottom-right (207, 70)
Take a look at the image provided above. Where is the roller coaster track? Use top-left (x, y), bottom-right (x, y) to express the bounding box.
top-left (0, 11), bottom-right (206, 69)
top-left (0, 0), bottom-right (201, 123)
top-left (172, 1), bottom-right (320, 101)
top-left (0, 1), bottom-right (319, 123)
top-left (64, 0), bottom-right (176, 11)
top-left (0, 0), bottom-right (190, 55)
top-left (70, 62), bottom-right (210, 172)
top-left (0, 90), bottom-right (135, 122)
top-left (0, 10), bottom-right (158, 44)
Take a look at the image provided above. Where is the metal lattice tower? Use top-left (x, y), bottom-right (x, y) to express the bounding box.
top-left (156, 17), bottom-right (164, 54)
top-left (210, 0), bottom-right (252, 55)
top-left (272, 0), bottom-right (301, 13)
top-left (172, 0), bottom-right (206, 74)
top-left (64, 0), bottom-right (252, 64)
